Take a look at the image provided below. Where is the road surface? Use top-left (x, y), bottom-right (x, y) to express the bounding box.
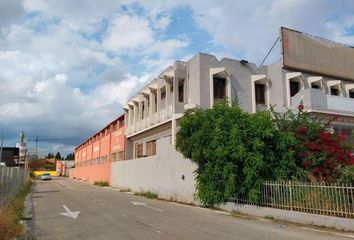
top-left (31, 177), bottom-right (352, 240)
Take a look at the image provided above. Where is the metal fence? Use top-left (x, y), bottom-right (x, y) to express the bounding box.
top-left (231, 181), bottom-right (354, 218)
top-left (0, 166), bottom-right (29, 206)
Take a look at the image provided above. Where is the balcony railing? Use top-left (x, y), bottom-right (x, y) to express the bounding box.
top-left (127, 105), bottom-right (173, 136)
top-left (291, 88), bottom-right (354, 113)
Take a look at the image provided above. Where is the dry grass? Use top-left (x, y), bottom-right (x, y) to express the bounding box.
top-left (93, 181), bottom-right (109, 187)
top-left (134, 190), bottom-right (158, 199)
top-left (0, 180), bottom-right (32, 240)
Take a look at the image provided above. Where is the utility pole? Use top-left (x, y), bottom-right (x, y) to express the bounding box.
top-left (35, 136), bottom-right (39, 159)
top-left (0, 135), bottom-right (3, 164)
top-left (24, 150), bottom-right (28, 171)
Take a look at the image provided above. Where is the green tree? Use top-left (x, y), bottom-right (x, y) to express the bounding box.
top-left (55, 152), bottom-right (61, 160)
top-left (176, 100), bottom-right (295, 205)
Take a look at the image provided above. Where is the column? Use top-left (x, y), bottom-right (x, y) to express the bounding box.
top-left (149, 91), bottom-right (154, 125)
top-left (128, 106), bottom-right (133, 134)
top-left (144, 96), bottom-right (149, 127)
top-left (133, 103), bottom-right (138, 132)
top-left (157, 87), bottom-right (161, 122)
top-left (138, 99), bottom-right (143, 130)
top-left (166, 81), bottom-right (171, 118)
top-left (124, 109), bottom-right (128, 135)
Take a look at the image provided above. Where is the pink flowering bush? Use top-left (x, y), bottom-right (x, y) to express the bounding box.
top-left (272, 103), bottom-right (354, 182)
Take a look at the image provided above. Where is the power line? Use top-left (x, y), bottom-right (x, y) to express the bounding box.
top-left (257, 36), bottom-right (280, 70)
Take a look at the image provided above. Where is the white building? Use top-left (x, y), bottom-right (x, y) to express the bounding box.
top-left (111, 27), bottom-right (354, 202)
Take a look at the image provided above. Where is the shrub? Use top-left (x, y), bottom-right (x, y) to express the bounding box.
top-left (272, 104), bottom-right (354, 182)
top-left (176, 100), bottom-right (295, 205)
top-left (176, 99), bottom-right (353, 206)
top-left (337, 165), bottom-right (354, 184)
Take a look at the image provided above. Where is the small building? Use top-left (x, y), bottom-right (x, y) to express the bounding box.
top-left (0, 147), bottom-right (19, 167)
top-left (70, 114), bottom-right (125, 184)
top-left (56, 160), bottom-right (74, 176)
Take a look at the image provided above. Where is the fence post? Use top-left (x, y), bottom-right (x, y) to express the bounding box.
top-left (289, 181), bottom-right (293, 211)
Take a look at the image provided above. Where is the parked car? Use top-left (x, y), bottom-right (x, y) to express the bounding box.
top-left (41, 173), bottom-right (52, 180)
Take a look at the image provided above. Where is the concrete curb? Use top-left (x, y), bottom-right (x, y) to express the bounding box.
top-left (219, 202), bottom-right (354, 232)
top-left (22, 190), bottom-right (34, 240)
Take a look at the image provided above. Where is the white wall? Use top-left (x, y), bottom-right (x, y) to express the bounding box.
top-left (111, 137), bottom-right (198, 203)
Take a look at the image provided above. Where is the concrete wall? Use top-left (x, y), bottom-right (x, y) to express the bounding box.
top-left (70, 162), bottom-right (111, 184)
top-left (220, 202), bottom-right (354, 231)
top-left (265, 60), bottom-right (285, 112)
top-left (111, 136), bottom-right (197, 203)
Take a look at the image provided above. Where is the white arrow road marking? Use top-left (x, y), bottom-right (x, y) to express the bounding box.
top-left (131, 201), bottom-right (163, 212)
top-left (60, 205), bottom-right (80, 219)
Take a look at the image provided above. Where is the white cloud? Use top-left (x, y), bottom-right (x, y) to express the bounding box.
top-left (153, 14), bottom-right (171, 31)
top-left (103, 15), bottom-right (154, 52)
top-left (1, 0), bottom-right (353, 155)
top-left (186, 0), bottom-right (354, 64)
top-left (0, 0), bottom-right (24, 35)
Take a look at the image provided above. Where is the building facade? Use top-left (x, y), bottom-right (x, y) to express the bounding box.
top-left (122, 27), bottom-right (354, 158)
top-left (109, 27), bottom-right (354, 202)
top-left (71, 115), bottom-right (125, 184)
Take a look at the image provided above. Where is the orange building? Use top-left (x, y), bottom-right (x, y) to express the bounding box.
top-left (70, 115), bottom-right (125, 185)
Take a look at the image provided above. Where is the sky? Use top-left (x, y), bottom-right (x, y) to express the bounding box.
top-left (0, 0), bottom-right (354, 156)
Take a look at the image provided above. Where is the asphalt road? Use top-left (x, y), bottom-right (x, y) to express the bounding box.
top-left (31, 177), bottom-right (352, 240)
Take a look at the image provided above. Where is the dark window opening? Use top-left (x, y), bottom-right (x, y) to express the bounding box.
top-left (178, 80), bottom-right (184, 102)
top-left (120, 119), bottom-right (124, 127)
top-left (154, 94), bottom-right (157, 112)
top-left (170, 85), bottom-right (173, 92)
top-left (311, 84), bottom-right (320, 89)
top-left (331, 88), bottom-right (339, 96)
top-left (290, 81), bottom-right (300, 97)
top-left (213, 77), bottom-right (226, 101)
top-left (255, 83), bottom-right (266, 105)
top-left (350, 91), bottom-right (354, 99)
top-left (141, 102), bottom-right (145, 119)
top-left (161, 88), bottom-right (166, 100)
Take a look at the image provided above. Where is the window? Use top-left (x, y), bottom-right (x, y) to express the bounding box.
top-left (170, 85), bottom-right (173, 92)
top-left (255, 83), bottom-right (266, 105)
top-left (350, 91), bottom-right (354, 99)
top-left (110, 152), bottom-right (117, 162)
top-left (331, 88), bottom-right (339, 96)
top-left (118, 151), bottom-right (124, 160)
top-left (290, 81), bottom-right (300, 97)
top-left (146, 140), bottom-right (156, 156)
top-left (311, 83), bottom-right (320, 89)
top-left (120, 119), bottom-right (124, 127)
top-left (135, 143), bottom-right (143, 158)
top-left (178, 79), bottom-right (184, 102)
top-left (154, 94), bottom-right (157, 112)
top-left (161, 88), bottom-right (166, 100)
top-left (213, 77), bottom-right (226, 100)
top-left (141, 101), bottom-right (145, 119)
